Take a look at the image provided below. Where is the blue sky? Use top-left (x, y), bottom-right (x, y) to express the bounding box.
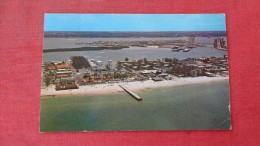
top-left (44, 14), bottom-right (226, 31)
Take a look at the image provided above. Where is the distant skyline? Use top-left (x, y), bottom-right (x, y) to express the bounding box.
top-left (44, 14), bottom-right (226, 31)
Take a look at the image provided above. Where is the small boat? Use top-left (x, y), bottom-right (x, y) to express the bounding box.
top-left (183, 48), bottom-right (190, 52)
top-left (172, 46), bottom-right (180, 52)
top-left (147, 45), bottom-right (159, 48)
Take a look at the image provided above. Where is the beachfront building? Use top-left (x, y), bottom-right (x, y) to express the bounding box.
top-left (42, 55), bottom-right (229, 91)
top-left (117, 56), bottom-right (228, 79)
top-left (55, 78), bottom-right (78, 90)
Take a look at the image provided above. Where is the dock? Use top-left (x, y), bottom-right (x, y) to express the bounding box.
top-left (119, 85), bottom-right (142, 101)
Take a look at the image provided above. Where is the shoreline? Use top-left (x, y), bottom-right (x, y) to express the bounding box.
top-left (43, 46), bottom-right (127, 53)
top-left (214, 47), bottom-right (228, 51)
top-left (41, 76), bottom-right (229, 97)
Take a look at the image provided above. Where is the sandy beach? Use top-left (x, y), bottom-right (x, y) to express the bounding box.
top-left (41, 76), bottom-right (229, 97)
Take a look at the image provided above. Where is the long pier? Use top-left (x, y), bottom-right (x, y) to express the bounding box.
top-left (119, 85), bottom-right (142, 101)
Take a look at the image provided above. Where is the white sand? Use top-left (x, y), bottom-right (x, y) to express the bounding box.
top-left (41, 76), bottom-right (229, 96)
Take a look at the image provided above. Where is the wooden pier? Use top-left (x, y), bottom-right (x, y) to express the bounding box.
top-left (119, 85), bottom-right (142, 101)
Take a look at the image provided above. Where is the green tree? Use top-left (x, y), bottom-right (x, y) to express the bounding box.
top-left (45, 76), bottom-right (51, 87)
